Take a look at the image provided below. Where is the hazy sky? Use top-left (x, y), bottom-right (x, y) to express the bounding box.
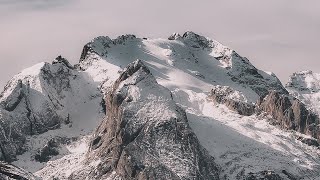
top-left (1, 0), bottom-right (320, 90)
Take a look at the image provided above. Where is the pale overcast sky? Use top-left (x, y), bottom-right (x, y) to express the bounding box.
top-left (1, 0), bottom-right (320, 90)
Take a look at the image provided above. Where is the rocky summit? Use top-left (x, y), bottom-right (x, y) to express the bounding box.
top-left (0, 32), bottom-right (320, 179)
top-left (69, 60), bottom-right (219, 179)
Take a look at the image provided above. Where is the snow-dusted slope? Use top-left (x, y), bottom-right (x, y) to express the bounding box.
top-left (0, 57), bottom-right (105, 171)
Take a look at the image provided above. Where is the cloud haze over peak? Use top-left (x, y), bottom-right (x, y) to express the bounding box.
top-left (1, 0), bottom-right (320, 89)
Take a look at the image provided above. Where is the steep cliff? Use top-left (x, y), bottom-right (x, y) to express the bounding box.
top-left (70, 60), bottom-right (220, 179)
top-left (258, 91), bottom-right (319, 140)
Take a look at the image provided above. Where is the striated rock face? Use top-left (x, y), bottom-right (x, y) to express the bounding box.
top-left (52, 55), bottom-right (74, 69)
top-left (208, 85), bottom-right (255, 116)
top-left (285, 70), bottom-right (320, 143)
top-left (258, 91), bottom-right (319, 140)
top-left (70, 60), bottom-right (220, 180)
top-left (0, 161), bottom-right (37, 180)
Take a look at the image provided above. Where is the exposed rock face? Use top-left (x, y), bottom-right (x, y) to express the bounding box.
top-left (208, 85), bottom-right (255, 116)
top-left (168, 32), bottom-right (182, 40)
top-left (79, 34), bottom-right (137, 64)
top-left (297, 136), bottom-right (319, 147)
top-left (209, 83), bottom-right (320, 145)
top-left (181, 31), bottom-right (214, 49)
top-left (70, 60), bottom-right (220, 180)
top-left (209, 82), bottom-right (320, 144)
top-left (0, 162), bottom-right (36, 180)
top-left (52, 55), bottom-right (74, 69)
top-left (258, 91), bottom-right (319, 139)
top-left (168, 31), bottom-right (214, 49)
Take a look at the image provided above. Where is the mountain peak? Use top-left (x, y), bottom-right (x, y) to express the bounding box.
top-left (295, 70), bottom-right (313, 75)
top-left (52, 55), bottom-right (74, 69)
top-left (286, 70), bottom-right (320, 92)
top-left (116, 59), bottom-right (150, 84)
top-left (168, 31), bottom-right (215, 49)
top-left (71, 59), bottom-right (219, 179)
top-left (182, 31), bottom-right (214, 49)
top-left (168, 32), bottom-right (182, 40)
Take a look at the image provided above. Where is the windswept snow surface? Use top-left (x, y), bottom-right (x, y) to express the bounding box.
top-left (6, 32), bottom-right (320, 179)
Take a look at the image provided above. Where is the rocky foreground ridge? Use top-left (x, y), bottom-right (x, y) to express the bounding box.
top-left (69, 60), bottom-right (220, 179)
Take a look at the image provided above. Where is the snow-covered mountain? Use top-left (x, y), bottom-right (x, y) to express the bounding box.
top-left (287, 70), bottom-right (320, 115)
top-left (1, 32), bottom-right (320, 179)
top-left (0, 56), bottom-right (104, 168)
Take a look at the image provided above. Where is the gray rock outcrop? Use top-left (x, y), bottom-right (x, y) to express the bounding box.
top-left (226, 53), bottom-right (288, 98)
top-left (258, 91), bottom-right (319, 140)
top-left (208, 85), bottom-right (255, 116)
top-left (70, 60), bottom-right (220, 180)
